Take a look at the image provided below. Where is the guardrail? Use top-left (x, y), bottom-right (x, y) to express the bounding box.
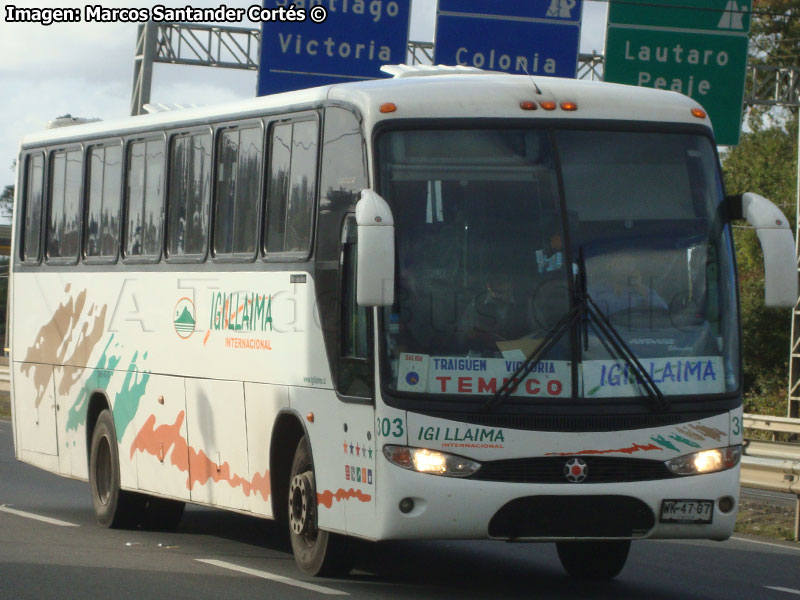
top-left (741, 413), bottom-right (800, 541)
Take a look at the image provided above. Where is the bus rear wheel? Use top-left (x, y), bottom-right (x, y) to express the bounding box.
top-left (556, 540), bottom-right (631, 579)
top-left (89, 409), bottom-right (145, 528)
top-left (288, 437), bottom-right (353, 577)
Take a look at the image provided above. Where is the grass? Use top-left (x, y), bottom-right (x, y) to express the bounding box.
top-left (735, 497), bottom-right (798, 542)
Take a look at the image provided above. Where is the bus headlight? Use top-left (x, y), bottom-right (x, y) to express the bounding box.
top-left (383, 445), bottom-right (481, 477)
top-left (665, 445), bottom-right (741, 476)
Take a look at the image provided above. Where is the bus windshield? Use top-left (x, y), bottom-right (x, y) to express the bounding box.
top-left (378, 128), bottom-right (739, 402)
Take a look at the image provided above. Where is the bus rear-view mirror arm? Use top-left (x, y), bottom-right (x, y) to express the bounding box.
top-left (726, 192), bottom-right (797, 308)
top-left (355, 189), bottom-right (395, 307)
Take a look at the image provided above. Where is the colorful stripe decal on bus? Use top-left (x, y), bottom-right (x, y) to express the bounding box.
top-left (130, 411), bottom-right (270, 501)
top-left (317, 488), bottom-right (371, 509)
top-left (65, 335), bottom-right (119, 432)
top-left (21, 285), bottom-right (107, 408)
top-left (545, 424), bottom-right (726, 456)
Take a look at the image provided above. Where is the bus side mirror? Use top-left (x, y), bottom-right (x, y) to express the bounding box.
top-left (355, 189), bottom-right (395, 307)
top-left (727, 192), bottom-right (797, 307)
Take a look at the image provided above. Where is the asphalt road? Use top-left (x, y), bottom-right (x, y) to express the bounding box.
top-left (1, 418), bottom-right (799, 600)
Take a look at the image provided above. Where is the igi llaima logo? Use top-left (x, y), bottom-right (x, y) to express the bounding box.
top-left (173, 297), bottom-right (196, 339)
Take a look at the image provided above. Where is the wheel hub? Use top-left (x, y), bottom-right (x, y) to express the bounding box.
top-left (289, 471), bottom-right (315, 536)
top-left (96, 436), bottom-right (112, 505)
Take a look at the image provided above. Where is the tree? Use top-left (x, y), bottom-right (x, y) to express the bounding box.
top-left (750, 0), bottom-right (800, 68)
top-left (722, 121), bottom-right (797, 413)
top-left (719, 0), bottom-right (800, 414)
top-left (746, 0), bottom-right (800, 128)
top-left (0, 185), bottom-right (12, 223)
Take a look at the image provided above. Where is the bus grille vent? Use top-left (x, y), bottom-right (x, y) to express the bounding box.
top-left (488, 495), bottom-right (655, 539)
top-left (471, 456), bottom-right (674, 484)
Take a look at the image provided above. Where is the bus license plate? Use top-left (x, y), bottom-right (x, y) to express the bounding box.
top-left (660, 500), bottom-right (714, 524)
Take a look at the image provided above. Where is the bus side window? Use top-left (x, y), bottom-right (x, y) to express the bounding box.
top-left (168, 132), bottom-right (211, 259)
top-left (22, 152), bottom-right (45, 263)
top-left (125, 138), bottom-right (165, 260)
top-left (265, 118), bottom-right (318, 258)
top-left (47, 148), bottom-right (82, 262)
top-left (338, 215), bottom-right (372, 398)
top-left (85, 144), bottom-right (122, 261)
top-left (213, 125), bottom-right (262, 257)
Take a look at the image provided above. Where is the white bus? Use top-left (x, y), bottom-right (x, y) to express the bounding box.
top-left (10, 66), bottom-right (797, 579)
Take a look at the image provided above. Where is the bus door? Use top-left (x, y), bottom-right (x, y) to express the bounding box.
top-left (338, 215), bottom-right (377, 535)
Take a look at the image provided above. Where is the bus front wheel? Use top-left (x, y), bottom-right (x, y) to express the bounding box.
top-left (556, 540), bottom-right (631, 579)
top-left (288, 437), bottom-right (353, 576)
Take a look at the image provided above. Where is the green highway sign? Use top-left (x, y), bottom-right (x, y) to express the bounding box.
top-left (604, 0), bottom-right (751, 146)
top-left (605, 28), bottom-right (748, 144)
top-left (609, 0), bottom-right (751, 32)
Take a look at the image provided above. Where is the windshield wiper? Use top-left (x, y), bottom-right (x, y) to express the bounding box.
top-left (583, 292), bottom-right (669, 412)
top-left (484, 300), bottom-right (584, 410)
top-left (485, 249), bottom-right (669, 412)
top-left (574, 244), bottom-right (668, 412)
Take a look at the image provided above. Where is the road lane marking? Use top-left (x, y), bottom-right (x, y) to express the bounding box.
top-left (731, 537), bottom-right (800, 552)
top-left (766, 587), bottom-right (800, 596)
top-left (0, 505), bottom-right (79, 527)
top-left (196, 559), bottom-right (348, 595)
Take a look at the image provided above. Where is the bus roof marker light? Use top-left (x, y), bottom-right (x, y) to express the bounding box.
top-left (540, 101), bottom-right (557, 111)
top-left (691, 108), bottom-right (707, 119)
top-left (380, 103), bottom-right (397, 113)
top-left (561, 101), bottom-right (578, 111)
top-left (520, 101), bottom-right (537, 111)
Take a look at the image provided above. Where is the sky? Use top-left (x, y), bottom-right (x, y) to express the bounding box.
top-left (0, 0), bottom-right (609, 192)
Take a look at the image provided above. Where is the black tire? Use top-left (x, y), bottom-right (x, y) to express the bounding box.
top-left (89, 409), bottom-right (146, 528)
top-left (288, 437), bottom-right (353, 577)
top-left (141, 496), bottom-right (185, 531)
top-left (556, 540), bottom-right (631, 579)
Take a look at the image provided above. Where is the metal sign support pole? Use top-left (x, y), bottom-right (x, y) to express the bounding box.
top-left (130, 22), bottom-right (157, 116)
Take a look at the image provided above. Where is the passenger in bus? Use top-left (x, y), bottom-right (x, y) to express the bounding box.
top-left (536, 233), bottom-right (565, 274)
top-left (589, 252), bottom-right (668, 317)
top-left (457, 272), bottom-right (534, 354)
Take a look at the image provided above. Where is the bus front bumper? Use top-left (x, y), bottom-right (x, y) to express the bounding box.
top-left (370, 463), bottom-right (740, 542)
